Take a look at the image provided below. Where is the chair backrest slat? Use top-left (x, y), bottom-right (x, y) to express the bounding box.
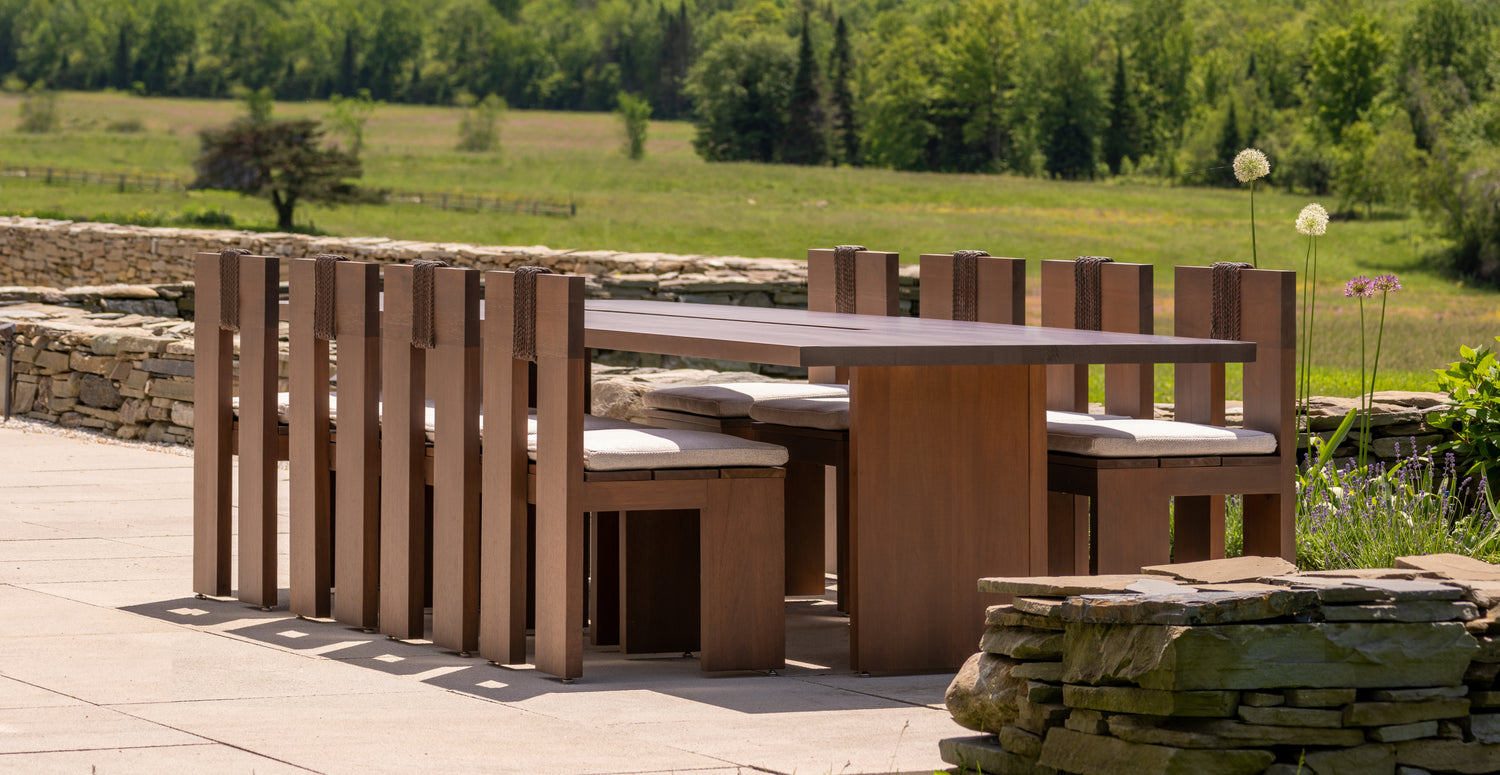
top-left (807, 247), bottom-right (899, 384)
top-left (1039, 259), bottom-right (1154, 418)
top-left (918, 253), bottom-right (1025, 325)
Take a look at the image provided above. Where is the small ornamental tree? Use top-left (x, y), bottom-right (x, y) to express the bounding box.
top-left (192, 118), bottom-right (378, 231)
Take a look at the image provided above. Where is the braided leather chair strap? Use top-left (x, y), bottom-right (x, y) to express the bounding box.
top-left (218, 248), bottom-right (250, 332)
top-left (312, 254), bottom-right (348, 341)
top-left (512, 265), bottom-right (554, 362)
top-left (950, 250), bottom-right (990, 322)
top-left (410, 259), bottom-right (449, 349)
top-left (833, 244), bottom-right (865, 314)
top-left (1210, 261), bottom-right (1254, 340)
top-left (1073, 256), bottom-right (1114, 331)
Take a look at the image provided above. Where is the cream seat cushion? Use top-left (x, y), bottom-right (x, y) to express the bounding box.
top-left (643, 382), bottom-right (848, 419)
top-left (236, 393), bottom-right (636, 436)
top-left (528, 427), bottom-right (789, 471)
top-left (1044, 410), bottom-right (1130, 423)
top-left (1046, 418), bottom-right (1277, 458)
top-left (749, 396), bottom-right (850, 431)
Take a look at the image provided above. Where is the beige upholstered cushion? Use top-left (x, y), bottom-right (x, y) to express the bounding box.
top-left (529, 427), bottom-right (789, 471)
top-left (749, 396), bottom-right (851, 431)
top-left (1046, 418), bottom-right (1277, 458)
top-left (237, 394), bottom-right (633, 436)
top-left (1044, 410), bottom-right (1130, 424)
top-left (643, 382), bottom-right (848, 418)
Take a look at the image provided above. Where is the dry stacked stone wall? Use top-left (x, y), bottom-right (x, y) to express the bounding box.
top-left (942, 554), bottom-right (1500, 775)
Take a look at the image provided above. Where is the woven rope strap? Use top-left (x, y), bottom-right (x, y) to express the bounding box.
top-left (833, 244), bottom-right (865, 314)
top-left (951, 250), bottom-right (989, 322)
top-left (410, 260), bottom-right (449, 350)
top-left (1073, 256), bottom-right (1114, 331)
top-left (1210, 261), bottom-right (1253, 340)
top-left (218, 248), bottom-right (250, 332)
top-left (512, 266), bottom-right (554, 362)
top-left (312, 254), bottom-right (348, 341)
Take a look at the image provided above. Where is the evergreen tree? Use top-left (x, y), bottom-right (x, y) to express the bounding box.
top-left (781, 12), bottom-right (827, 165)
top-left (1215, 97), bottom-right (1244, 185)
top-left (1102, 46), bottom-right (1139, 175)
top-left (828, 15), bottom-right (859, 166)
top-left (338, 29), bottom-right (358, 97)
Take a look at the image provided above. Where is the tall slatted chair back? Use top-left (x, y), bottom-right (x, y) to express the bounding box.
top-left (193, 249), bottom-right (279, 607)
top-left (378, 261), bottom-right (483, 651)
top-left (1039, 258), bottom-right (1154, 418)
top-left (481, 269), bottom-right (788, 680)
top-left (1172, 264), bottom-right (1296, 561)
top-left (918, 252), bottom-right (1025, 324)
top-left (287, 255), bottom-right (381, 624)
top-left (806, 246), bottom-right (900, 383)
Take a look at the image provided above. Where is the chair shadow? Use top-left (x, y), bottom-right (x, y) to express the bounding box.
top-left (119, 585), bottom-right (942, 714)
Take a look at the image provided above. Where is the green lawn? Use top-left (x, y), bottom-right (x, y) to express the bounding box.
top-left (2, 91), bottom-right (1495, 396)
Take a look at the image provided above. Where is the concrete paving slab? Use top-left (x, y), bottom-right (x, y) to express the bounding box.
top-left (0, 705), bottom-right (202, 754)
top-left (0, 520), bottom-right (74, 540)
top-left (1, 502), bottom-right (194, 538)
top-left (0, 743), bottom-right (315, 774)
top-left (0, 537), bottom-right (179, 562)
top-left (18, 578), bottom-right (201, 609)
top-left (3, 556), bottom-right (190, 584)
top-left (126, 690), bottom-right (732, 775)
top-left (0, 586), bottom-right (179, 636)
top-left (0, 676), bottom-right (84, 709)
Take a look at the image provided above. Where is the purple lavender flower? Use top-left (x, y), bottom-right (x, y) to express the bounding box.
top-left (1344, 276), bottom-right (1375, 298)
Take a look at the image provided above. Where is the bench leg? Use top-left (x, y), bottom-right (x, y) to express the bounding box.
top-left (784, 461), bottom-right (827, 596)
top-left (700, 477), bottom-right (785, 672)
top-left (1046, 493), bottom-right (1090, 575)
top-left (1171, 495), bottom-right (1225, 564)
top-left (1093, 471), bottom-right (1170, 574)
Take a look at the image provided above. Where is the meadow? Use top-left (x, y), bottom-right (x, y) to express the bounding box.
top-left (1, 91), bottom-right (1495, 398)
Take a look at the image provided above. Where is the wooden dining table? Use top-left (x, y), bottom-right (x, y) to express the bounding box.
top-left (583, 299), bottom-right (1257, 672)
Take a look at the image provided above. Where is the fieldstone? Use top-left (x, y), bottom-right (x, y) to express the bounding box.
top-left (998, 725), bottom-right (1044, 760)
top-left (1263, 576), bottom-right (1393, 604)
top-left (1064, 685), bottom-right (1239, 717)
top-left (1243, 691), bottom-right (1285, 707)
top-left (1014, 696), bottom-right (1070, 735)
top-left (1013, 662), bottom-right (1065, 682)
top-left (1454, 584), bottom-right (1500, 609)
top-left (1469, 611), bottom-right (1500, 636)
top-left (980, 627), bottom-right (1066, 660)
top-left (1125, 578), bottom-right (1193, 595)
top-left (68, 350), bottom-right (111, 375)
top-left (1344, 699), bottom-right (1470, 727)
top-left (1191, 719), bottom-right (1367, 747)
top-left (1396, 739), bottom-right (1500, 774)
top-left (1349, 579), bottom-right (1467, 602)
top-left (170, 400), bottom-right (193, 428)
top-left (987, 604), bottom-right (1067, 631)
top-left (939, 735), bottom-right (1058, 775)
top-left (145, 378), bottom-right (194, 401)
top-left (1027, 681), bottom-right (1063, 704)
top-left (1369, 435), bottom-right (1443, 459)
top-left (1013, 597), bottom-right (1067, 618)
top-left (1368, 686), bottom-right (1469, 702)
top-left (1396, 767), bottom-right (1433, 775)
top-left (34, 350), bottom-right (68, 371)
top-left (1059, 588), bottom-right (1318, 625)
top-left (1438, 720), bottom-right (1467, 739)
top-left (1142, 555), bottom-right (1297, 584)
top-left (1286, 688), bottom-right (1357, 707)
top-left (1065, 708), bottom-right (1110, 735)
top-left (12, 380), bottom-right (35, 413)
top-left (1238, 705), bottom-right (1344, 727)
top-left (1037, 727), bottom-right (1275, 775)
top-left (141, 356), bottom-right (193, 376)
top-left (1301, 569), bottom-right (1440, 580)
top-left (77, 374), bottom-right (122, 409)
top-left (946, 652), bottom-right (1026, 733)
top-left (1464, 661), bottom-right (1500, 684)
top-left (978, 575), bottom-right (1156, 596)
top-left (1322, 601), bottom-right (1479, 623)
top-left (1396, 554), bottom-right (1500, 583)
top-left (88, 330), bottom-right (128, 355)
top-left (1369, 721), bottom-right (1440, 743)
top-left (1471, 691), bottom-right (1500, 709)
top-left (1063, 622), bottom-right (1478, 691)
top-left (1304, 743), bottom-right (1395, 775)
top-left (1469, 714), bottom-right (1500, 744)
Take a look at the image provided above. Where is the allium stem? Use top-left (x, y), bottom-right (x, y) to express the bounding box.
top-left (1369, 290), bottom-right (1389, 436)
top-left (1358, 297), bottom-right (1368, 471)
top-left (1298, 235), bottom-right (1315, 450)
top-left (1250, 180), bottom-right (1259, 268)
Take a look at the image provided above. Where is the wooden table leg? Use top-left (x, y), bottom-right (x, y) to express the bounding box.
top-left (848, 363), bottom-right (1044, 672)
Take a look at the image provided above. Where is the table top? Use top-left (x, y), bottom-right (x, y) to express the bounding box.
top-left (583, 300), bottom-right (1256, 368)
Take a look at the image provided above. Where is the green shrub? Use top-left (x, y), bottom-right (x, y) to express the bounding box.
top-left (1429, 336), bottom-right (1500, 492)
top-left (617, 91), bottom-right (650, 161)
top-left (18, 87), bottom-right (59, 133)
top-left (105, 118), bottom-right (145, 134)
top-left (457, 93), bottom-right (505, 152)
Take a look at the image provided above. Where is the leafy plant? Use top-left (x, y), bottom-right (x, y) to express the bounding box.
top-left (616, 91), bottom-right (650, 161)
top-left (1429, 336), bottom-right (1500, 492)
top-left (456, 93), bottom-right (506, 153)
top-left (18, 86), bottom-right (59, 133)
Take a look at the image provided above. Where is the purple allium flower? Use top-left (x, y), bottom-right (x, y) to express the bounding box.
top-left (1374, 274), bottom-right (1402, 293)
top-left (1344, 276), bottom-right (1375, 298)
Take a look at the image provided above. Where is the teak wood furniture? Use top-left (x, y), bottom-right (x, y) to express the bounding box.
top-left (582, 298), bottom-right (1256, 671)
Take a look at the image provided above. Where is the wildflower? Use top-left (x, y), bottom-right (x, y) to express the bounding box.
top-left (1374, 274), bottom-right (1402, 293)
top-left (1344, 276), bottom-right (1375, 298)
top-left (1233, 148), bottom-right (1270, 182)
top-left (1296, 203), bottom-right (1328, 236)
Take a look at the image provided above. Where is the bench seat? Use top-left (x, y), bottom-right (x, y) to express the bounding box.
top-left (1045, 418), bottom-right (1277, 458)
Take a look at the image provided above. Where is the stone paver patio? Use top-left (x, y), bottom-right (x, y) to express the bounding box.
top-left (0, 420), bottom-right (962, 774)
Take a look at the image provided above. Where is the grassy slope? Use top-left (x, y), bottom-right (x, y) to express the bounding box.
top-left (1, 91), bottom-right (1495, 396)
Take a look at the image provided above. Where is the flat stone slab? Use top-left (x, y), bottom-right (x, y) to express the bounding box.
top-left (1261, 575), bottom-right (1395, 604)
top-left (986, 604), bottom-right (1066, 631)
top-left (1237, 705), bottom-right (1344, 728)
top-left (1284, 688), bottom-right (1357, 707)
top-left (980, 627), bottom-right (1066, 660)
top-left (978, 575), bottom-right (1157, 596)
top-left (1142, 556), bottom-right (1297, 584)
top-left (1300, 568), bottom-right (1444, 580)
top-left (939, 735), bottom-right (1057, 775)
top-left (1063, 622), bottom-right (1478, 691)
top-left (1108, 714), bottom-right (1366, 749)
top-left (1012, 597), bottom-right (1068, 619)
top-left (1345, 579), bottom-right (1467, 601)
top-left (1321, 601), bottom-right (1479, 623)
top-left (1368, 720), bottom-right (1439, 743)
top-left (1396, 739), bottom-right (1500, 774)
top-left (1395, 553), bottom-right (1500, 583)
top-left (1038, 727), bottom-right (1275, 775)
top-left (1344, 699), bottom-right (1471, 727)
top-left (1063, 685), bottom-right (1239, 717)
top-left (1059, 589), bottom-right (1319, 625)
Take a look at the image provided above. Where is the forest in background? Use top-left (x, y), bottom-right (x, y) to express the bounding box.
top-left (4, 0), bottom-right (1499, 283)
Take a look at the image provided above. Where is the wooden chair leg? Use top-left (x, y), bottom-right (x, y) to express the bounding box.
top-left (1242, 492), bottom-right (1294, 561)
top-left (1046, 492), bottom-right (1090, 575)
top-left (700, 477), bottom-right (785, 672)
top-left (589, 511), bottom-right (621, 647)
top-left (784, 461), bottom-right (827, 596)
top-left (1171, 495), bottom-right (1225, 564)
top-left (535, 501), bottom-right (586, 680)
top-left (618, 510), bottom-right (699, 654)
top-left (1093, 471), bottom-right (1170, 574)
top-left (834, 456), bottom-right (851, 612)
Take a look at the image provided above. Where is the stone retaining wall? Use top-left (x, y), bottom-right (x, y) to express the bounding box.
top-left (942, 554), bottom-right (1500, 775)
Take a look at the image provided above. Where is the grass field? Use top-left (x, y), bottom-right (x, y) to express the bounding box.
top-left (1, 91), bottom-right (1495, 397)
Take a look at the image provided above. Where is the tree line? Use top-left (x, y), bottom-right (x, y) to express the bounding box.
top-left (4, 0), bottom-right (1500, 281)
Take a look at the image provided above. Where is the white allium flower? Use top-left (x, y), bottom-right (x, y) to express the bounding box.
top-left (1296, 203), bottom-right (1329, 236)
top-left (1233, 148), bottom-right (1271, 183)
